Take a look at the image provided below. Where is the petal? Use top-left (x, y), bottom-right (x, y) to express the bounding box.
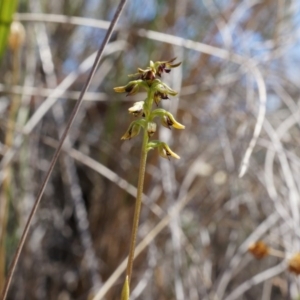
top-left (114, 86), bottom-right (126, 93)
top-left (172, 121), bottom-right (185, 129)
top-left (128, 101), bottom-right (144, 113)
top-left (167, 57), bottom-right (177, 63)
top-left (169, 61), bottom-right (181, 68)
top-left (165, 148), bottom-right (180, 159)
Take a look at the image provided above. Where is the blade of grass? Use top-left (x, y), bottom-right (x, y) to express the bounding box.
top-left (0, 0), bottom-right (127, 299)
top-left (0, 0), bottom-right (18, 60)
top-left (0, 23), bottom-right (21, 291)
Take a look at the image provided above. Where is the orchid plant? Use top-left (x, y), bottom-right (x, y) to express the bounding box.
top-left (114, 58), bottom-right (184, 299)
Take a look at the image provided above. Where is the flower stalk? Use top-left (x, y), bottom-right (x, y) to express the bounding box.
top-left (114, 58), bottom-right (184, 299)
top-left (125, 124), bottom-right (148, 283)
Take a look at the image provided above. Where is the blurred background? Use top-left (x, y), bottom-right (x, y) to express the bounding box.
top-left (1, 0), bottom-right (300, 299)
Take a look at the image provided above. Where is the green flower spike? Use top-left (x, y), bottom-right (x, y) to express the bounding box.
top-left (114, 58), bottom-right (183, 299)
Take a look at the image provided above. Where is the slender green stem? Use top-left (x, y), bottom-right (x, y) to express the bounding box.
top-left (125, 89), bottom-right (154, 285)
top-left (0, 45), bottom-right (20, 292)
top-left (118, 60), bottom-right (182, 299)
top-left (125, 128), bottom-right (148, 283)
top-left (124, 87), bottom-right (154, 286)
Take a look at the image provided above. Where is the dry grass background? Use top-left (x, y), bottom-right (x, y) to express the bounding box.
top-left (1, 0), bottom-right (300, 299)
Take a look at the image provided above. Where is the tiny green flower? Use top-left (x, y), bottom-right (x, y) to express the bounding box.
top-left (125, 58), bottom-right (181, 86)
top-left (121, 121), bottom-right (141, 140)
top-left (150, 109), bottom-right (185, 130)
top-left (114, 83), bottom-right (138, 96)
top-left (128, 101), bottom-right (145, 117)
top-left (161, 112), bottom-right (185, 130)
top-left (158, 142), bottom-right (180, 160)
top-left (128, 67), bottom-right (156, 81)
top-left (114, 80), bottom-right (144, 96)
top-left (154, 57), bottom-right (182, 77)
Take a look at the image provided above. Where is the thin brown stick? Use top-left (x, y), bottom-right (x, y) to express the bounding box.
top-left (0, 1), bottom-right (127, 299)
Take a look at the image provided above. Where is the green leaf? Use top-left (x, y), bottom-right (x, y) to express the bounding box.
top-left (0, 0), bottom-right (19, 61)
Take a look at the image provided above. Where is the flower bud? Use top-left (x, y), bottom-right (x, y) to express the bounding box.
top-left (147, 122), bottom-right (156, 137)
top-left (8, 21), bottom-right (26, 51)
